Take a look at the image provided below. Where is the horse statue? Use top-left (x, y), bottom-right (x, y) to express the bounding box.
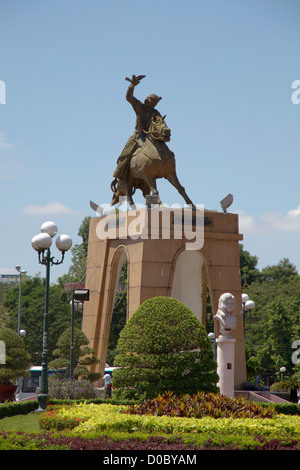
top-left (110, 114), bottom-right (194, 207)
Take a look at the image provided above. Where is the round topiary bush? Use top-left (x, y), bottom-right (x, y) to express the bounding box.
top-left (112, 297), bottom-right (218, 400)
top-left (0, 328), bottom-right (30, 385)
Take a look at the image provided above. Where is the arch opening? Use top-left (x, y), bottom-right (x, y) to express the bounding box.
top-left (170, 250), bottom-right (208, 327)
top-left (105, 250), bottom-right (128, 366)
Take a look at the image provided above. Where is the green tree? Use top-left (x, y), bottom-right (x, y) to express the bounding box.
top-left (260, 258), bottom-right (298, 284)
top-left (240, 256), bottom-right (300, 385)
top-left (4, 275), bottom-right (72, 364)
top-left (49, 327), bottom-right (101, 382)
top-left (245, 344), bottom-right (260, 382)
top-left (246, 287), bottom-right (300, 384)
top-left (0, 283), bottom-right (12, 327)
top-left (113, 297), bottom-right (218, 400)
top-left (60, 216), bottom-right (91, 284)
top-left (270, 373), bottom-right (300, 403)
top-left (0, 328), bottom-right (30, 384)
top-left (239, 244), bottom-right (260, 287)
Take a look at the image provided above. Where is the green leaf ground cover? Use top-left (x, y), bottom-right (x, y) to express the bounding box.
top-left (36, 402), bottom-right (300, 450)
top-left (1, 396), bottom-right (300, 450)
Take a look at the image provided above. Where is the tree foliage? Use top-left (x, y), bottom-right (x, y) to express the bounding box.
top-left (3, 275), bottom-right (74, 364)
top-left (0, 328), bottom-right (30, 384)
top-left (239, 244), bottom-right (260, 287)
top-left (0, 216), bottom-right (126, 372)
top-left (113, 297), bottom-right (218, 400)
top-left (260, 258), bottom-right (298, 284)
top-left (0, 283), bottom-right (11, 327)
top-left (241, 245), bottom-right (300, 385)
top-left (49, 327), bottom-right (100, 382)
top-left (270, 373), bottom-right (300, 403)
top-left (59, 216), bottom-right (91, 284)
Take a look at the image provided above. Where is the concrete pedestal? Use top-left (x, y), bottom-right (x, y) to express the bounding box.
top-left (216, 336), bottom-right (236, 397)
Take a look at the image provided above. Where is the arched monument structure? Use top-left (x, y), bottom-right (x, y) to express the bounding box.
top-left (82, 207), bottom-right (246, 389)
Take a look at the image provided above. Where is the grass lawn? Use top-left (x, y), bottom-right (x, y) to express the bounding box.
top-left (0, 412), bottom-right (42, 432)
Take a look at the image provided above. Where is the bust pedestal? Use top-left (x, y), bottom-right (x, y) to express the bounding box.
top-left (216, 336), bottom-right (236, 397)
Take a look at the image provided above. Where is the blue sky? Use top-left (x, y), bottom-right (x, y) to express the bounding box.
top-left (1, 0), bottom-right (300, 282)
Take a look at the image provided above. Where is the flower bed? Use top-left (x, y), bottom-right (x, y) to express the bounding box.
top-left (38, 401), bottom-right (300, 448)
top-left (1, 393), bottom-right (300, 450)
top-left (37, 405), bottom-right (87, 431)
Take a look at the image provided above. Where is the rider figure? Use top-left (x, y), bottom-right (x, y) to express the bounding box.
top-left (111, 75), bottom-right (162, 204)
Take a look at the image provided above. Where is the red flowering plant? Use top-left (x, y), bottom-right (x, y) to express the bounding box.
top-left (38, 405), bottom-right (86, 431)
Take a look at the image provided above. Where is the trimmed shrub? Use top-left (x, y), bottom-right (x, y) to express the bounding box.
top-left (112, 297), bottom-right (218, 400)
top-left (0, 400), bottom-right (38, 418)
top-left (49, 327), bottom-right (101, 382)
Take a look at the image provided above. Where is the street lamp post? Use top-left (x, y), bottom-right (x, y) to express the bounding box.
top-left (208, 332), bottom-right (216, 361)
top-left (242, 293), bottom-right (255, 335)
top-left (69, 288), bottom-right (89, 379)
top-left (280, 366), bottom-right (286, 381)
top-left (69, 295), bottom-right (82, 380)
top-left (32, 221), bottom-right (72, 411)
top-left (15, 265), bottom-right (27, 336)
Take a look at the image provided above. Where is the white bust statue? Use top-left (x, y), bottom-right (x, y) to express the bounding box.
top-left (214, 292), bottom-right (236, 338)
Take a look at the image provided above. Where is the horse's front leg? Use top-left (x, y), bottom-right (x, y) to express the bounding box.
top-left (124, 176), bottom-right (135, 206)
top-left (166, 171), bottom-right (194, 206)
top-left (144, 177), bottom-right (163, 205)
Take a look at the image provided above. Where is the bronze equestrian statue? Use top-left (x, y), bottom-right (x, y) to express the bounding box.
top-left (111, 75), bottom-right (193, 207)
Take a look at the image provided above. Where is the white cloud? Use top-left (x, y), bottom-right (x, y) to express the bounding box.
top-left (0, 131), bottom-right (13, 148)
top-left (236, 204), bottom-right (300, 235)
top-left (236, 209), bottom-right (259, 233)
top-left (22, 201), bottom-right (79, 216)
top-left (259, 206), bottom-right (300, 232)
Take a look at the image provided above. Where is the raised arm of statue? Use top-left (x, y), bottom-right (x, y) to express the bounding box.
top-left (125, 75), bottom-right (146, 113)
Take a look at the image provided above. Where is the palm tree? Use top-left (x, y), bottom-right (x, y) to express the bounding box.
top-left (270, 373), bottom-right (300, 403)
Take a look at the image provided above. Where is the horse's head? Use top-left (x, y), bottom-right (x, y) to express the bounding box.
top-left (144, 114), bottom-right (171, 142)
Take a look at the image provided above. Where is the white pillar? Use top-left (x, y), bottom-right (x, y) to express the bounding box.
top-left (216, 337), bottom-right (236, 397)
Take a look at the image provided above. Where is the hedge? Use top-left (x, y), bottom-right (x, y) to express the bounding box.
top-left (0, 400), bottom-right (38, 418)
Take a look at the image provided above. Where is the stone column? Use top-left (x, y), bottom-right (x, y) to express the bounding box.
top-left (216, 336), bottom-right (236, 397)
